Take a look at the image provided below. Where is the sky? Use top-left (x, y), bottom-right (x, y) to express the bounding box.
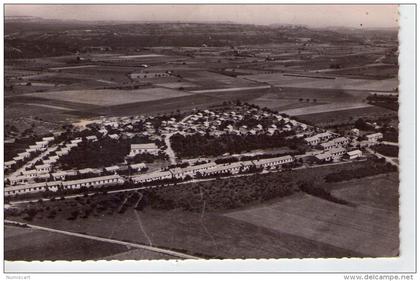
top-left (5, 4), bottom-right (399, 28)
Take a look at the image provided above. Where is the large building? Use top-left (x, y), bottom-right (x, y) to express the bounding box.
top-left (130, 143), bottom-right (159, 156)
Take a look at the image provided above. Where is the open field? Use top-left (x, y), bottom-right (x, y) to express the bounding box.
top-left (297, 106), bottom-right (398, 127)
top-left (225, 174), bottom-right (399, 257)
top-left (7, 207), bottom-right (359, 259)
top-left (24, 87), bottom-right (193, 106)
top-left (6, 161), bottom-right (394, 260)
top-left (281, 102), bottom-right (373, 116)
top-left (5, 225), bottom-right (135, 261)
top-left (329, 173), bottom-right (399, 212)
top-left (243, 73), bottom-right (398, 92)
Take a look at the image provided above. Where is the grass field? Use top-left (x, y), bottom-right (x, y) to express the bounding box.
top-left (296, 106), bottom-right (398, 127)
top-left (328, 173), bottom-right (399, 212)
top-left (281, 102), bottom-right (373, 116)
top-left (225, 173), bottom-right (399, 257)
top-left (243, 73), bottom-right (398, 92)
top-left (5, 225), bottom-right (135, 261)
top-left (25, 87), bottom-right (193, 106)
top-left (7, 207), bottom-right (359, 259)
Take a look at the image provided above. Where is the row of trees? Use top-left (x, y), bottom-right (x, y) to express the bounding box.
top-left (170, 132), bottom-right (306, 158)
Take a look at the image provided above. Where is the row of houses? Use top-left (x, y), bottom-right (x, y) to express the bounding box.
top-left (5, 136), bottom-right (57, 171)
top-left (313, 148), bottom-right (363, 163)
top-left (129, 143), bottom-right (160, 156)
top-left (8, 162), bottom-right (147, 185)
top-left (319, 137), bottom-right (350, 150)
top-left (132, 155), bottom-right (295, 183)
top-left (5, 175), bottom-right (124, 196)
top-left (304, 132), bottom-right (336, 146)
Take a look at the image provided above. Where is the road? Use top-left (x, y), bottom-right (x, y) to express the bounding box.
top-left (366, 147), bottom-right (399, 168)
top-left (162, 114), bottom-right (192, 165)
top-left (5, 219), bottom-right (200, 260)
top-left (163, 132), bottom-right (177, 165)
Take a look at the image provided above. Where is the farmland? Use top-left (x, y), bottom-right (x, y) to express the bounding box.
top-left (5, 160), bottom-right (397, 259)
top-left (225, 173), bottom-right (399, 257)
top-left (5, 225), bottom-right (141, 261)
top-left (4, 17), bottom-right (400, 261)
top-left (296, 106), bottom-right (397, 127)
top-left (243, 73), bottom-right (398, 92)
top-left (25, 87), bottom-right (193, 106)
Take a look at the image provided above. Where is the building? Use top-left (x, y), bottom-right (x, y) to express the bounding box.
top-left (35, 164), bottom-right (52, 173)
top-left (62, 175), bottom-right (124, 190)
top-left (201, 162), bottom-right (244, 177)
top-left (129, 163), bottom-right (147, 172)
top-left (78, 168), bottom-right (95, 175)
top-left (315, 132), bottom-right (333, 142)
top-left (5, 181), bottom-right (62, 196)
top-left (86, 135), bottom-right (98, 142)
top-left (319, 141), bottom-right (336, 150)
top-left (132, 171), bottom-right (172, 183)
top-left (104, 165), bottom-right (120, 173)
top-left (42, 136), bottom-right (55, 142)
top-left (328, 147), bottom-right (347, 159)
top-left (366, 132), bottom-right (383, 143)
top-left (17, 152), bottom-right (31, 159)
top-left (350, 128), bottom-right (360, 136)
top-left (252, 155), bottom-right (294, 169)
top-left (304, 136), bottom-right (319, 146)
top-left (22, 169), bottom-right (48, 179)
top-left (314, 152), bottom-right (332, 162)
top-left (108, 134), bottom-right (120, 140)
top-left (4, 160), bottom-right (16, 170)
top-left (130, 143), bottom-right (159, 156)
top-left (170, 162), bottom-right (217, 179)
top-left (52, 170), bottom-right (77, 181)
top-left (332, 137), bottom-right (349, 146)
top-left (36, 141), bottom-right (49, 148)
top-left (346, 150), bottom-right (363, 160)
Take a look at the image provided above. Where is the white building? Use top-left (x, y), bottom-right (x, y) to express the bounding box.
top-left (62, 175), bottom-right (124, 190)
top-left (4, 160), bottom-right (16, 170)
top-left (346, 150), bottom-right (363, 160)
top-left (129, 163), bottom-right (147, 172)
top-left (253, 155), bottom-right (294, 169)
top-left (328, 147), bottom-right (347, 159)
top-left (132, 171), bottom-right (172, 183)
top-left (366, 132), bottom-right (383, 143)
top-left (35, 164), bottom-right (52, 173)
top-left (130, 143), bottom-right (159, 156)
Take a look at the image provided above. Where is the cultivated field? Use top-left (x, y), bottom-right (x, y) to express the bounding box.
top-left (24, 87), bottom-right (193, 106)
top-left (8, 206), bottom-right (358, 259)
top-left (225, 174), bottom-right (399, 257)
top-left (5, 225), bottom-right (134, 261)
top-left (243, 73), bottom-right (398, 92)
top-left (281, 102), bottom-right (373, 116)
top-left (297, 106), bottom-right (398, 127)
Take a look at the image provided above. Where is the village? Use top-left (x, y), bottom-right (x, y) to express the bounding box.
top-left (4, 102), bottom-right (389, 198)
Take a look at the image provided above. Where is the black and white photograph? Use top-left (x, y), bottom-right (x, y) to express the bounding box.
top-left (2, 3), bottom-right (415, 274)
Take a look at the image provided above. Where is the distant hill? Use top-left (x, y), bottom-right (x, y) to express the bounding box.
top-left (4, 18), bottom-right (397, 59)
